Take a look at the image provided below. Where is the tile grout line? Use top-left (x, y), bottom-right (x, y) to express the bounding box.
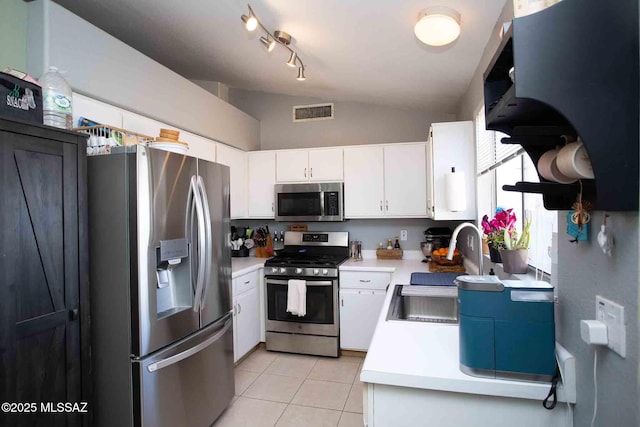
top-left (270, 354), bottom-right (319, 427)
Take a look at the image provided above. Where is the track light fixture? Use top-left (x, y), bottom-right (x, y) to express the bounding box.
top-left (260, 36), bottom-right (275, 52)
top-left (241, 4), bottom-right (306, 81)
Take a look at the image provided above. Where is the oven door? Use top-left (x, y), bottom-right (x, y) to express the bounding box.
top-left (265, 277), bottom-right (339, 336)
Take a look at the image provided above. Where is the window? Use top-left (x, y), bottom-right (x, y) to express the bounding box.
top-left (475, 106), bottom-right (557, 273)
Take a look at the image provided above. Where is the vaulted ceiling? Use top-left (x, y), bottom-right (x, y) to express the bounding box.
top-left (53, 0), bottom-right (507, 112)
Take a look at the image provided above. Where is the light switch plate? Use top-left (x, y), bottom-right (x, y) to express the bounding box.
top-left (596, 296), bottom-right (626, 357)
top-left (400, 230), bottom-right (408, 241)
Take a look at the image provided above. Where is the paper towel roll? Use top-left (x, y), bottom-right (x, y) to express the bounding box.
top-left (445, 168), bottom-right (466, 212)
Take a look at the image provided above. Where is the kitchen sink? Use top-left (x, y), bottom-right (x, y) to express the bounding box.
top-left (386, 284), bottom-right (458, 324)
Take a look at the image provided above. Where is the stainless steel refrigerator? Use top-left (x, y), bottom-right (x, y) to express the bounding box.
top-left (88, 145), bottom-right (234, 427)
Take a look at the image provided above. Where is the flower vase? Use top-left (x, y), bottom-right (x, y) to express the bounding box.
top-left (488, 246), bottom-right (502, 263)
top-left (500, 249), bottom-right (529, 274)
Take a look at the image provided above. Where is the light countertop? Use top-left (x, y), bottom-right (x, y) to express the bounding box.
top-left (361, 283), bottom-right (570, 402)
top-left (231, 257), bottom-right (267, 278)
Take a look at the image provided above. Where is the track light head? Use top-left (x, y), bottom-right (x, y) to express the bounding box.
top-left (260, 36), bottom-right (276, 52)
top-left (286, 51), bottom-right (298, 67)
top-left (241, 13), bottom-right (258, 31)
top-left (296, 67), bottom-right (306, 81)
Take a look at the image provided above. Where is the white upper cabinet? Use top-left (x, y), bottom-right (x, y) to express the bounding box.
top-left (122, 111), bottom-right (165, 138)
top-left (427, 121), bottom-right (476, 220)
top-left (180, 131), bottom-right (216, 162)
top-left (216, 144), bottom-right (247, 219)
top-left (308, 148), bottom-right (343, 181)
top-left (247, 151), bottom-right (276, 218)
top-left (72, 93), bottom-right (122, 128)
top-left (276, 148), bottom-right (343, 182)
top-left (344, 146), bottom-right (385, 217)
top-left (383, 144), bottom-right (427, 216)
top-left (344, 143), bottom-right (427, 218)
top-left (276, 150), bottom-right (309, 182)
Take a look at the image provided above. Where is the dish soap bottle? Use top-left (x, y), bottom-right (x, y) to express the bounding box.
top-left (394, 237), bottom-right (401, 249)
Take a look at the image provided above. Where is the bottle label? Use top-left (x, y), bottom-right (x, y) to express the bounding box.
top-left (43, 91), bottom-right (72, 113)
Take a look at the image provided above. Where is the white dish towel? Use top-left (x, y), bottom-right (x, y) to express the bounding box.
top-left (286, 279), bottom-right (307, 317)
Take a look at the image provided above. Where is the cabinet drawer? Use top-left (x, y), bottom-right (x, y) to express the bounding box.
top-left (233, 270), bottom-right (259, 295)
top-left (340, 271), bottom-right (391, 290)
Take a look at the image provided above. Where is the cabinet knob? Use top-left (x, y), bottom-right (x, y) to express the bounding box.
top-left (385, 200), bottom-right (389, 211)
top-left (238, 303), bottom-right (242, 314)
top-left (304, 168), bottom-right (307, 178)
top-left (379, 201), bottom-right (383, 211)
top-left (272, 202), bottom-right (274, 212)
top-left (310, 168), bottom-right (313, 178)
top-left (69, 309), bottom-right (79, 321)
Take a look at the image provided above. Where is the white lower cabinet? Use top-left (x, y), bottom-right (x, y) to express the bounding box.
top-left (340, 289), bottom-right (387, 351)
top-left (232, 270), bottom-right (260, 362)
top-left (340, 270), bottom-right (390, 351)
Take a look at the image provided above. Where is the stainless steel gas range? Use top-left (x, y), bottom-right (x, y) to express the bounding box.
top-left (264, 231), bottom-right (349, 357)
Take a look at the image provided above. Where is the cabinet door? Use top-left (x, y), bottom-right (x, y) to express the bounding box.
top-left (181, 131), bottom-right (216, 163)
top-left (235, 286), bottom-right (260, 361)
top-left (216, 144), bottom-right (247, 219)
top-left (276, 150), bottom-right (309, 182)
top-left (73, 93), bottom-right (123, 128)
top-left (343, 146), bottom-right (385, 217)
top-left (247, 151), bottom-right (276, 218)
top-left (0, 130), bottom-right (84, 423)
top-left (308, 148), bottom-right (343, 181)
top-left (383, 144), bottom-right (427, 217)
top-left (122, 111), bottom-right (166, 137)
top-left (340, 289), bottom-right (387, 351)
top-left (430, 122), bottom-right (476, 220)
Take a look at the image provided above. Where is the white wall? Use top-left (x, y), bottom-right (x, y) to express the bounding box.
top-left (25, 0), bottom-right (260, 151)
top-left (0, 1), bottom-right (27, 71)
top-left (229, 89), bottom-right (455, 150)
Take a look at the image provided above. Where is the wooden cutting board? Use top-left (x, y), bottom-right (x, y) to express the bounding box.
top-left (428, 260), bottom-right (466, 273)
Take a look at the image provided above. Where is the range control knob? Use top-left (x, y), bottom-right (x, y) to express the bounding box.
top-left (271, 267), bottom-right (278, 274)
top-left (313, 269), bottom-right (320, 275)
top-left (295, 268), bottom-right (303, 274)
top-left (322, 269), bottom-right (329, 275)
top-left (279, 268), bottom-right (286, 274)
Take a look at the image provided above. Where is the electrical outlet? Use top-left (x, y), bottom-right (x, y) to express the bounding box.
top-left (400, 230), bottom-right (408, 241)
top-left (596, 296), bottom-right (626, 358)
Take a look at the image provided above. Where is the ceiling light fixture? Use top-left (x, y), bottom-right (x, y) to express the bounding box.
top-left (241, 4), bottom-right (307, 81)
top-left (414, 6), bottom-right (461, 47)
top-left (241, 10), bottom-right (258, 31)
top-left (296, 67), bottom-right (306, 81)
top-left (260, 35), bottom-right (276, 52)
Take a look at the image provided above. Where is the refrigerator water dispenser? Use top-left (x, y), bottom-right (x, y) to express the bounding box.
top-left (156, 238), bottom-right (192, 318)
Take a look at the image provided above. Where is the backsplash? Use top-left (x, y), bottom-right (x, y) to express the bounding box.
top-left (231, 218), bottom-right (465, 253)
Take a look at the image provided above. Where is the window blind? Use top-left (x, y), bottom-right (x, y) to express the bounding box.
top-left (476, 106), bottom-right (524, 175)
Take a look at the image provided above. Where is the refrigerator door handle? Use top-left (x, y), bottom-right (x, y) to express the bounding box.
top-left (187, 175), bottom-right (207, 312)
top-left (196, 175), bottom-right (213, 310)
top-left (146, 315), bottom-right (232, 373)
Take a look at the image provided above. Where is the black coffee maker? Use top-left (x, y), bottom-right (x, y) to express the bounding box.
top-left (420, 227), bottom-right (452, 263)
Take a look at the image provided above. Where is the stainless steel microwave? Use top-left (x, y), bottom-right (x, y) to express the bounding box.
top-left (274, 182), bottom-right (344, 222)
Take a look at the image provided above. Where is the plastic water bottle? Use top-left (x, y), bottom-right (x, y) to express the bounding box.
top-left (39, 66), bottom-right (73, 129)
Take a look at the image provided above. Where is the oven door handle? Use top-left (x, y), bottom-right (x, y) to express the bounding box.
top-left (266, 279), bottom-right (334, 287)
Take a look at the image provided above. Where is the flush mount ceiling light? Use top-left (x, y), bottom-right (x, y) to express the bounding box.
top-left (414, 6), bottom-right (461, 47)
top-left (241, 4), bottom-right (306, 81)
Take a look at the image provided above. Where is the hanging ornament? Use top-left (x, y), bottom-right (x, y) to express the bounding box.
top-left (596, 212), bottom-right (614, 256)
top-left (567, 181), bottom-right (592, 243)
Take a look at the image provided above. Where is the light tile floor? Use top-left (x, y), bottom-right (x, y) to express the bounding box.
top-left (213, 348), bottom-right (365, 427)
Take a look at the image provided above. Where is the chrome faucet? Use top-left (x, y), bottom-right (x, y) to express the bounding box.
top-left (447, 222), bottom-right (484, 275)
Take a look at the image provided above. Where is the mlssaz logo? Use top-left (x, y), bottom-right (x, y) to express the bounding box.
top-left (6, 83), bottom-right (37, 111)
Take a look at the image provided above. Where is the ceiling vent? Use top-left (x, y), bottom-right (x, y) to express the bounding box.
top-left (292, 103), bottom-right (334, 122)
